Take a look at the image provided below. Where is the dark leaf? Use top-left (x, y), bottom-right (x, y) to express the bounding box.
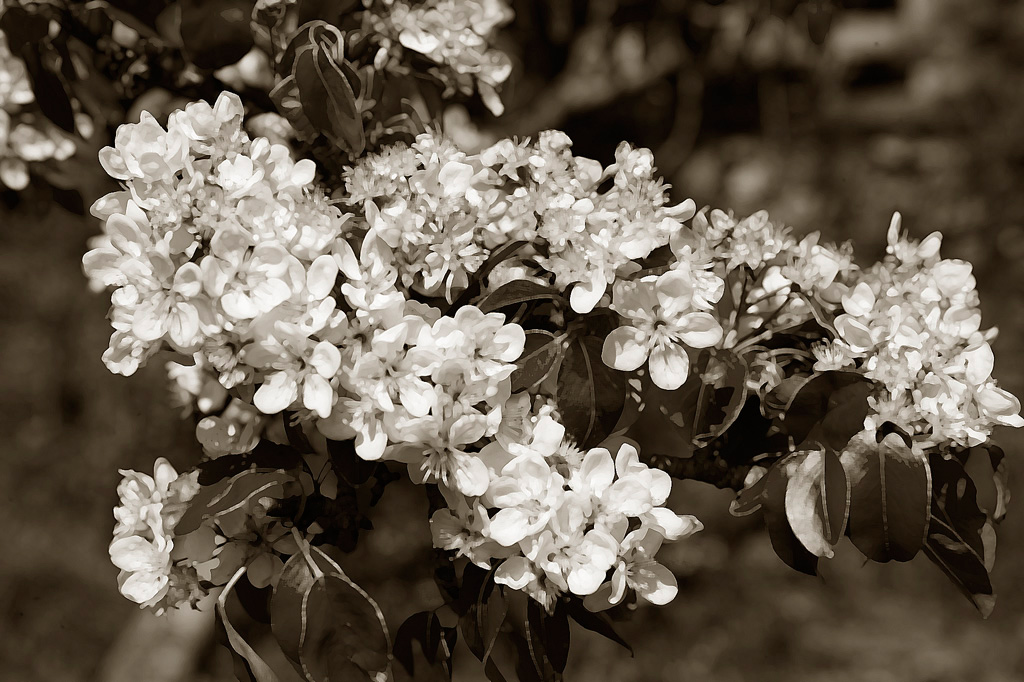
top-left (477, 280), bottom-right (561, 314)
top-left (558, 335), bottom-right (626, 448)
top-left (278, 21), bottom-right (328, 78)
top-left (293, 32), bottom-right (365, 155)
top-left (431, 551), bottom-right (460, 604)
top-left (196, 443), bottom-right (303, 485)
top-left (271, 552), bottom-right (318, 665)
top-left (177, 468), bottom-right (295, 535)
top-left (0, 6), bottom-right (50, 54)
top-left (784, 448), bottom-right (849, 557)
top-left (841, 432), bottom-right (931, 563)
top-left (103, 0), bottom-right (172, 34)
top-left (762, 373), bottom-right (811, 419)
top-left (762, 460), bottom-right (819, 575)
top-left (780, 371), bottom-right (875, 451)
top-left (297, 0), bottom-right (360, 25)
top-left (804, 0), bottom-right (834, 46)
top-left (875, 420), bottom-right (913, 448)
top-left (692, 349), bottom-right (749, 444)
top-left (272, 547), bottom-right (390, 681)
top-left (527, 602), bottom-right (569, 674)
top-left (615, 351), bottom-right (717, 459)
top-left (457, 564), bottom-right (505, 669)
top-left (51, 186), bottom-right (85, 215)
top-left (179, 0), bottom-right (256, 70)
top-left (235, 573), bottom-right (273, 624)
top-left (217, 575), bottom-right (281, 682)
top-left (924, 454), bottom-right (995, 616)
top-left (565, 600), bottom-right (633, 655)
top-left (24, 52), bottom-right (76, 133)
top-left (963, 444), bottom-right (1009, 523)
top-left (510, 331), bottom-right (563, 393)
top-left (512, 630), bottom-right (544, 682)
top-left (326, 438), bottom-right (380, 487)
top-left (446, 240), bottom-right (528, 313)
top-left (393, 611), bottom-right (455, 681)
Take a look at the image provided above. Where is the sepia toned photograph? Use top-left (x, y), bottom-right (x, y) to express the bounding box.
top-left (3, 1), bottom-right (1023, 680)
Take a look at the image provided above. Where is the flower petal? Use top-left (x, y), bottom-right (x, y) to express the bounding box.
top-left (253, 371), bottom-right (298, 414)
top-left (632, 561), bottom-right (678, 606)
top-left (602, 326), bottom-right (649, 372)
top-left (648, 343), bottom-right (690, 391)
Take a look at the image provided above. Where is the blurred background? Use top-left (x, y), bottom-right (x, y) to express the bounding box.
top-left (4, 0), bottom-right (1024, 680)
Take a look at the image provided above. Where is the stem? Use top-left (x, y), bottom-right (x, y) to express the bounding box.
top-left (645, 450), bottom-right (749, 491)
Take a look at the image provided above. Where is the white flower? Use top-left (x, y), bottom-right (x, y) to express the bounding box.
top-left (603, 271), bottom-right (723, 390)
top-left (583, 527), bottom-right (680, 611)
top-left (109, 459), bottom-right (201, 609)
top-left (110, 535), bottom-right (173, 604)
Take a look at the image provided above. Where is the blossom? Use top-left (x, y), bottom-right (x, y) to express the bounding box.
top-left (374, 0), bottom-right (514, 115)
top-left (0, 30), bottom-right (78, 189)
top-left (583, 527), bottom-right (684, 611)
top-left (109, 459), bottom-right (202, 610)
top-left (830, 214), bottom-right (1023, 446)
top-left (603, 271), bottom-right (724, 390)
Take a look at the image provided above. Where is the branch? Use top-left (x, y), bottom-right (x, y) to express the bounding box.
top-left (645, 448), bottom-right (750, 491)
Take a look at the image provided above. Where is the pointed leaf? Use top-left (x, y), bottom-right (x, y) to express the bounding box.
top-left (177, 468), bottom-right (296, 535)
top-left (272, 546), bottom-right (390, 682)
top-left (510, 331), bottom-right (563, 393)
top-left (293, 37), bottom-right (364, 155)
top-left (924, 453), bottom-right (995, 617)
top-left (478, 280), bottom-right (561, 313)
top-left (217, 572), bottom-right (281, 682)
top-left (841, 431), bottom-right (931, 563)
top-left (780, 371), bottom-right (875, 451)
top-left (393, 611), bottom-right (455, 681)
top-left (784, 449), bottom-right (850, 557)
top-left (762, 460), bottom-right (819, 575)
top-left (179, 0), bottom-right (256, 70)
top-left (565, 600), bottom-right (633, 655)
top-left (692, 349), bottom-right (749, 444)
top-left (558, 335), bottom-right (626, 448)
top-left (526, 602), bottom-right (569, 675)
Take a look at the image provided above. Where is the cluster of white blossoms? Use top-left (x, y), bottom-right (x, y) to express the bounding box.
top-left (346, 130), bottom-right (703, 315)
top-left (366, 0), bottom-right (513, 115)
top-left (83, 91), bottom-right (348, 390)
top-left (88, 93), bottom-right (717, 612)
top-left (431, 397), bottom-right (702, 612)
top-left (817, 214), bottom-right (1023, 447)
top-left (0, 30), bottom-right (76, 190)
top-left (108, 459), bottom-right (202, 610)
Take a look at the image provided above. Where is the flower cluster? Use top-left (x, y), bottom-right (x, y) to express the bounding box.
top-left (367, 0), bottom-right (513, 115)
top-left (431, 400), bottom-right (701, 612)
top-left (346, 131), bottom-right (701, 314)
top-left (91, 91), bottom-right (1020, 626)
top-left (83, 92), bottom-right (349, 404)
top-left (817, 214), bottom-right (1023, 446)
top-left (315, 245), bottom-right (527, 496)
top-left (0, 30), bottom-right (76, 190)
top-left (108, 459), bottom-right (202, 611)
top-left (692, 208), bottom-right (856, 344)
top-left (603, 270), bottom-right (724, 390)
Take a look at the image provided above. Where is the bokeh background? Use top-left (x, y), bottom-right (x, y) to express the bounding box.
top-left (4, 0), bottom-right (1024, 680)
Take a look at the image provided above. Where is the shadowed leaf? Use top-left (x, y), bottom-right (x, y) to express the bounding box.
top-left (841, 432), bottom-right (931, 563)
top-left (784, 448), bottom-right (849, 557)
top-left (924, 453), bottom-right (995, 617)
